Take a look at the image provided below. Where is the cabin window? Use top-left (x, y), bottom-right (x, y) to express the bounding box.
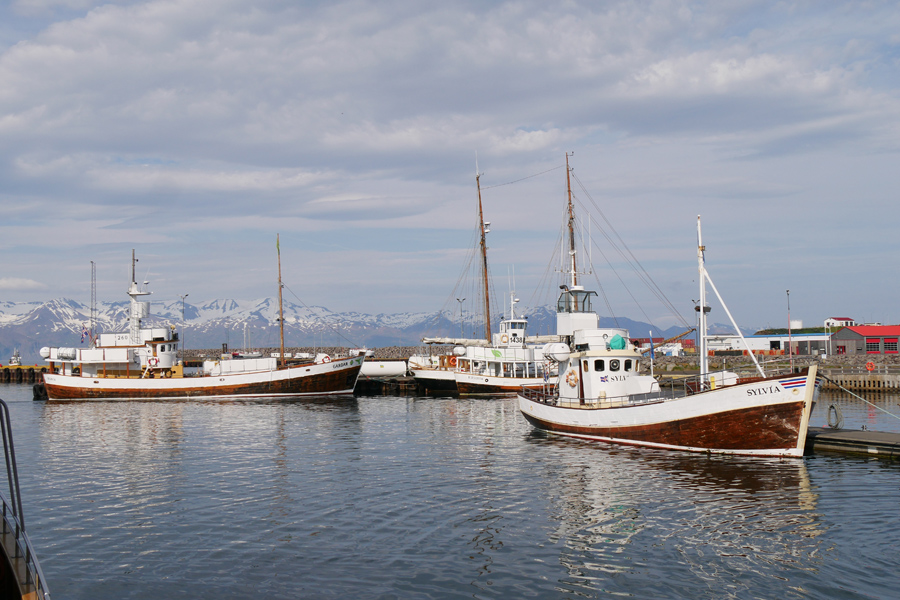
top-left (582, 360), bottom-right (589, 372)
top-left (594, 359), bottom-right (604, 371)
top-left (610, 359), bottom-right (620, 371)
top-left (624, 359), bottom-right (633, 371)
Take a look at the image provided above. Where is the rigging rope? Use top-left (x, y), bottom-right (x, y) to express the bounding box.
top-left (570, 172), bottom-right (691, 330)
top-left (282, 283), bottom-right (362, 348)
top-left (481, 165), bottom-right (564, 190)
top-left (820, 374), bottom-right (900, 424)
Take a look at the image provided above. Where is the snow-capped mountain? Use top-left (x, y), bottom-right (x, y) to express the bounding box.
top-left (0, 297), bottom-right (738, 365)
top-left (0, 297), bottom-right (460, 365)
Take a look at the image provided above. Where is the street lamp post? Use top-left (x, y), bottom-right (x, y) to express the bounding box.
top-left (180, 294), bottom-right (189, 364)
top-left (456, 298), bottom-right (466, 338)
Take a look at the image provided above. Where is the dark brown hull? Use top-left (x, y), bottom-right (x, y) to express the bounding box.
top-left (42, 359), bottom-right (363, 401)
top-left (520, 400), bottom-right (807, 453)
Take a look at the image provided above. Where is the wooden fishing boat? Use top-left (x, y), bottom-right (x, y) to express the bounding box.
top-left (37, 242), bottom-right (363, 401)
top-left (517, 160), bottom-right (819, 456)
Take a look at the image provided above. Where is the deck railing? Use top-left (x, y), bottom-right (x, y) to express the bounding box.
top-left (0, 398), bottom-right (51, 600)
top-left (520, 385), bottom-right (669, 409)
top-left (521, 367), bottom-right (809, 409)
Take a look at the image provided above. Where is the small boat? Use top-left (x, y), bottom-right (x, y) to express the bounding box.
top-left (517, 160), bottom-right (818, 457)
top-left (36, 243), bottom-right (363, 401)
top-left (0, 398), bottom-right (51, 599)
top-left (8, 349), bottom-right (21, 367)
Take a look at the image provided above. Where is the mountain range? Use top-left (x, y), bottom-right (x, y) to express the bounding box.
top-left (0, 297), bottom-right (746, 365)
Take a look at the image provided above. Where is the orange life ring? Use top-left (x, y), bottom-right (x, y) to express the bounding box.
top-left (566, 370), bottom-right (578, 388)
top-left (449, 356), bottom-right (457, 366)
top-left (500, 334), bottom-right (509, 344)
top-left (866, 361), bottom-right (875, 371)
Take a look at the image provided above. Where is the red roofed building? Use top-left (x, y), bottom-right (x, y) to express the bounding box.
top-left (831, 325), bottom-right (900, 355)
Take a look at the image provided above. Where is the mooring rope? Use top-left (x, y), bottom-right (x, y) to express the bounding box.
top-left (819, 374), bottom-right (900, 423)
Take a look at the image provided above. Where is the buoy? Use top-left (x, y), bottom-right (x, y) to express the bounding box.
top-left (866, 361), bottom-right (875, 372)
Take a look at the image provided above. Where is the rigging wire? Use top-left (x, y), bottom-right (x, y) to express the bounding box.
top-left (281, 283), bottom-right (362, 348)
top-left (571, 172), bottom-right (691, 330)
top-left (481, 165), bottom-right (564, 190)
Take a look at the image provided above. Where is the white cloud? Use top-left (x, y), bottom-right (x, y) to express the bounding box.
top-left (0, 277), bottom-right (47, 291)
top-left (0, 0), bottom-right (899, 323)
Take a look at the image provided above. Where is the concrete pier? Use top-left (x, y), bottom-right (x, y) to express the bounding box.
top-left (819, 365), bottom-right (900, 391)
top-left (806, 427), bottom-right (900, 459)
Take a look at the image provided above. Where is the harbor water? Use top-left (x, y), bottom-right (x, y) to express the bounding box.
top-left (2, 384), bottom-right (899, 599)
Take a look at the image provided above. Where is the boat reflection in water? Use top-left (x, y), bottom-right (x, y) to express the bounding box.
top-left (525, 432), bottom-right (824, 595)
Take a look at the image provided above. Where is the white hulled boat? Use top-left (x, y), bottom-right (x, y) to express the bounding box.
top-left (452, 292), bottom-right (557, 396)
top-left (517, 178), bottom-right (819, 456)
top-left (37, 245), bottom-right (363, 401)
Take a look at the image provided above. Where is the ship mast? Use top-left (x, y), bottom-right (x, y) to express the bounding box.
top-left (476, 171), bottom-right (492, 341)
top-left (696, 216), bottom-right (765, 380)
top-left (566, 152), bottom-right (578, 290)
top-left (697, 217), bottom-right (709, 379)
top-left (277, 234), bottom-right (285, 369)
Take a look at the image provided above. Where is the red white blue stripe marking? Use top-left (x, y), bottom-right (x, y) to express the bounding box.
top-left (779, 377), bottom-right (807, 389)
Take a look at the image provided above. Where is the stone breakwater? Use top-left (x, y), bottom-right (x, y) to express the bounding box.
top-left (184, 346), bottom-right (432, 361)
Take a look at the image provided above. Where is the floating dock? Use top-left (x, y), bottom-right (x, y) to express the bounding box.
top-left (806, 427), bottom-right (900, 459)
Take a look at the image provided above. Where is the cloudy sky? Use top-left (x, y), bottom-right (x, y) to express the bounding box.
top-left (1, 0), bottom-right (898, 331)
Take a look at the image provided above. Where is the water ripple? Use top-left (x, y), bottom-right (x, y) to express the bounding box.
top-left (0, 385), bottom-right (897, 599)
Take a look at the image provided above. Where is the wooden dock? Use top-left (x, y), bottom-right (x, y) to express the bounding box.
top-left (806, 427), bottom-right (900, 459)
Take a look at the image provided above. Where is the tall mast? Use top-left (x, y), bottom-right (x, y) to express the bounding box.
top-left (476, 171), bottom-right (492, 341)
top-left (566, 152), bottom-right (578, 289)
top-left (277, 234), bottom-right (285, 368)
top-left (90, 260), bottom-right (96, 344)
top-left (696, 216), bottom-right (765, 379)
top-left (697, 217), bottom-right (708, 378)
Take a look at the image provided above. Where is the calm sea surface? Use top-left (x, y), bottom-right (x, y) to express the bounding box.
top-left (2, 384), bottom-right (899, 599)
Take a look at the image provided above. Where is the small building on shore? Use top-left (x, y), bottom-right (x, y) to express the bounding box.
top-left (824, 317), bottom-right (856, 328)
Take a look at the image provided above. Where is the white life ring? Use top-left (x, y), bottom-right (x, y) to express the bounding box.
top-left (500, 334), bottom-right (509, 344)
top-left (566, 370), bottom-right (578, 387)
top-left (148, 357), bottom-right (159, 367)
top-left (323, 355), bottom-right (331, 363)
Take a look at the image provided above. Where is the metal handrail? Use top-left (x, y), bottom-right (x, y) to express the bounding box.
top-left (521, 385), bottom-right (670, 408)
top-left (522, 367), bottom-right (807, 408)
top-left (0, 398), bottom-right (51, 600)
